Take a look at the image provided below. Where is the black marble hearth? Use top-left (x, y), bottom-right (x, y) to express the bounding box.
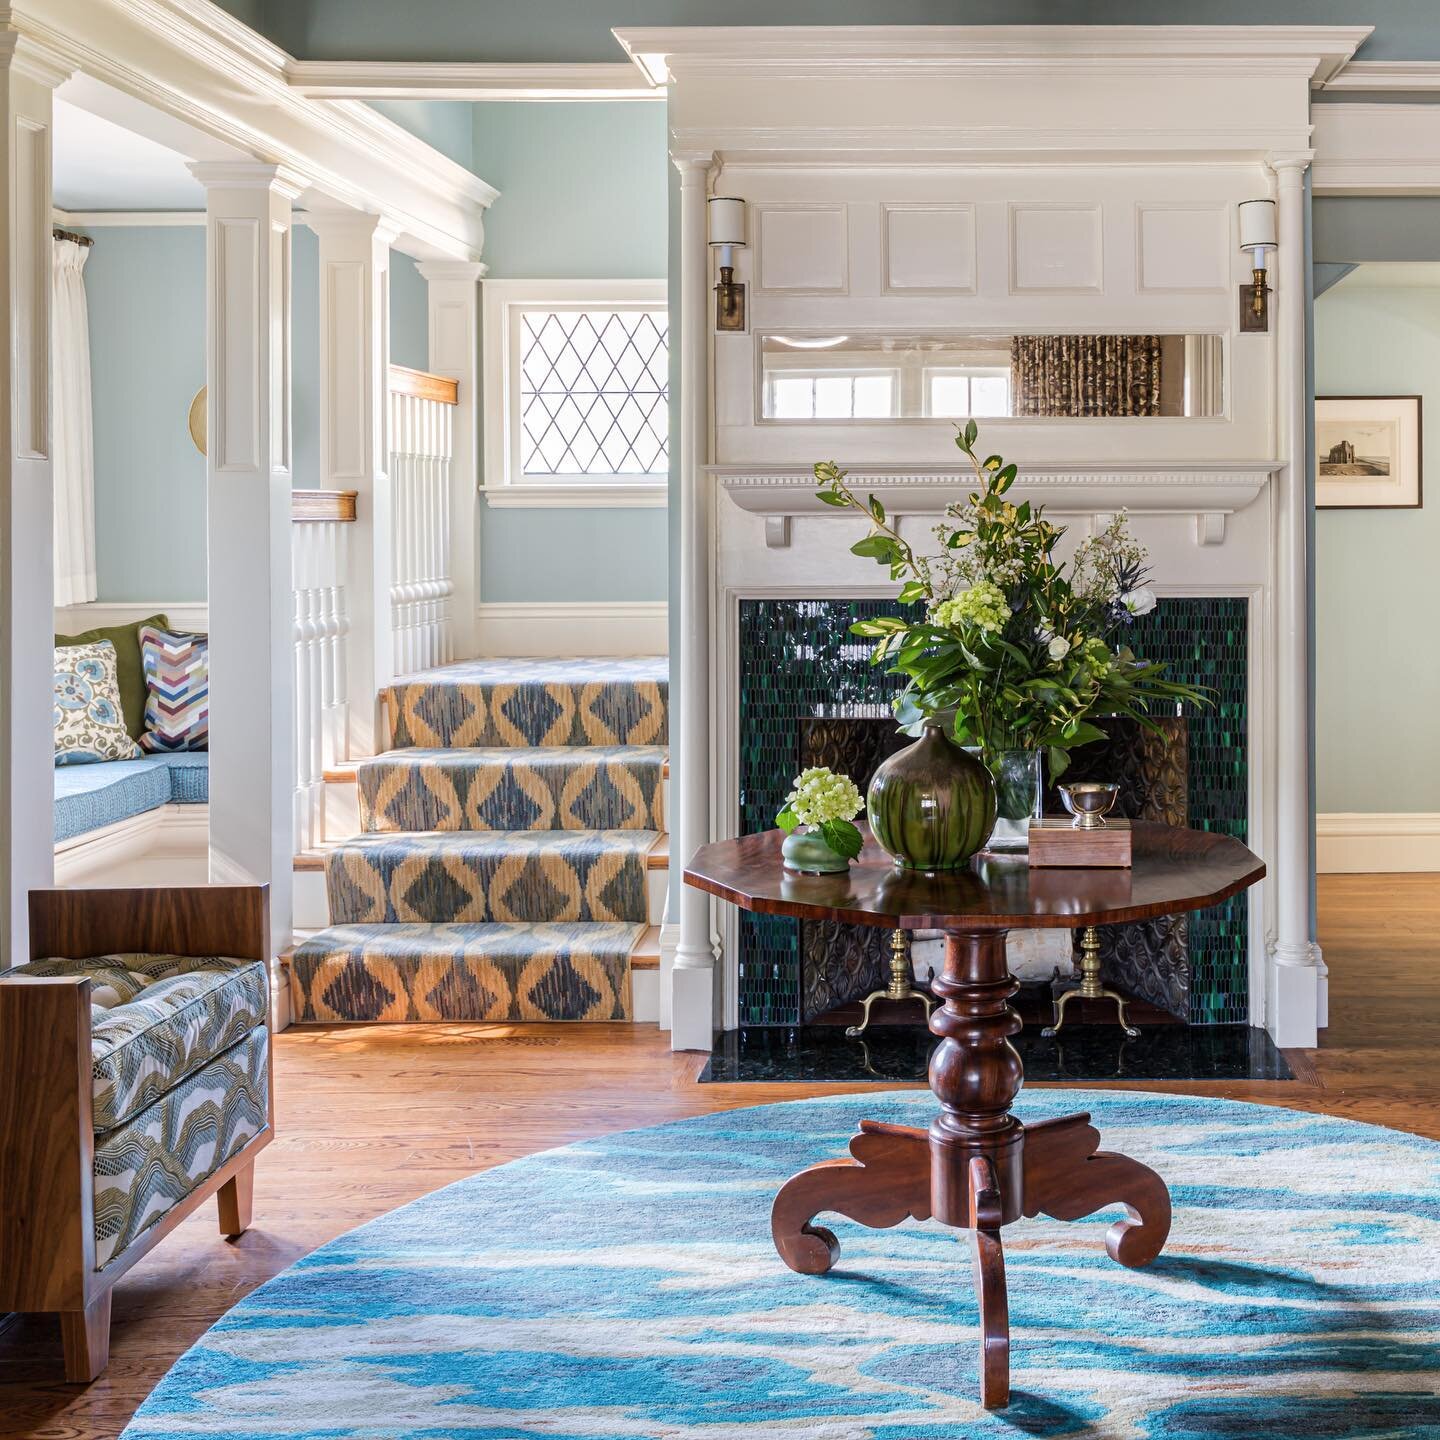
top-left (698, 1000), bottom-right (1292, 1085)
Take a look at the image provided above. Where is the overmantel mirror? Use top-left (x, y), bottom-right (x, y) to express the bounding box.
top-left (758, 332), bottom-right (1224, 422)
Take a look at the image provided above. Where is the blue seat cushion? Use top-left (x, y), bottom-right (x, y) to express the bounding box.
top-left (54, 753), bottom-right (209, 843)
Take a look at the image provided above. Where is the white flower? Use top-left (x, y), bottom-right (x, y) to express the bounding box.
top-left (1047, 635), bottom-right (1071, 662)
top-left (785, 767), bottom-right (863, 827)
top-left (1121, 586), bottom-right (1157, 618)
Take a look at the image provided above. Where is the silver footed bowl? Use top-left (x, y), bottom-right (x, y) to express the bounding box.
top-left (1059, 781), bottom-right (1120, 829)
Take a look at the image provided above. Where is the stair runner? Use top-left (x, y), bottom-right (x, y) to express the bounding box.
top-left (289, 658), bottom-right (667, 1023)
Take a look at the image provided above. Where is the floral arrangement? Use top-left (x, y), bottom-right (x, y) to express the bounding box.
top-left (815, 421), bottom-right (1208, 779)
top-left (777, 766), bottom-right (865, 859)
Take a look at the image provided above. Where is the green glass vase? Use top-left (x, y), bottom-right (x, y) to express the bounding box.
top-left (866, 723), bottom-right (997, 872)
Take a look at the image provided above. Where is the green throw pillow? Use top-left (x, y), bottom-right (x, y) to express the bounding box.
top-left (55, 613), bottom-right (169, 740)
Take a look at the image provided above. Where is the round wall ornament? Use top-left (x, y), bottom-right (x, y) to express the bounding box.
top-left (187, 385), bottom-right (207, 457)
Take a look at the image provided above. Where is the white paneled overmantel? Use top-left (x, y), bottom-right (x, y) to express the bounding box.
top-left (645, 24), bottom-right (1360, 1056)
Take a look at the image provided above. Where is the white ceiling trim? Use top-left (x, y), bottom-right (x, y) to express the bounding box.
top-left (1319, 60), bottom-right (1440, 92)
top-left (53, 209), bottom-right (206, 225)
top-left (8, 0), bottom-right (498, 261)
top-left (287, 60), bottom-right (661, 101)
top-left (614, 25), bottom-right (1372, 88)
top-left (1312, 103), bottom-right (1440, 194)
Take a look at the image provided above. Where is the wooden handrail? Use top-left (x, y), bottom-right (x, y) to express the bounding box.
top-left (291, 489), bottom-right (358, 523)
top-left (388, 363), bottom-right (458, 406)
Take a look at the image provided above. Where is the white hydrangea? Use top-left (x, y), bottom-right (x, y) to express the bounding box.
top-left (785, 767), bottom-right (863, 826)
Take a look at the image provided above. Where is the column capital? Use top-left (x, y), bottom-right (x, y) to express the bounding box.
top-left (672, 150), bottom-right (715, 180)
top-left (417, 259), bottom-right (488, 284)
top-left (306, 208), bottom-right (402, 248)
top-left (0, 27), bottom-right (75, 89)
top-left (1266, 150), bottom-right (1314, 178)
top-left (189, 161), bottom-right (308, 202)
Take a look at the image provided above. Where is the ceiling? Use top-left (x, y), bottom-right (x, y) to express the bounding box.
top-left (52, 97), bottom-right (208, 212)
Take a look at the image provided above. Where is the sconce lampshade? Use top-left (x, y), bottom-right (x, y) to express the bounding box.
top-left (708, 196), bottom-right (747, 248)
top-left (1238, 198), bottom-right (1277, 253)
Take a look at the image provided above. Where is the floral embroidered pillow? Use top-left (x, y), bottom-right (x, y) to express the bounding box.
top-left (139, 625), bottom-right (209, 753)
top-left (54, 641), bottom-right (141, 766)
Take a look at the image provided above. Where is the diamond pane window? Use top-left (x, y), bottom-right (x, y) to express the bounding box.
top-left (516, 307), bottom-right (669, 480)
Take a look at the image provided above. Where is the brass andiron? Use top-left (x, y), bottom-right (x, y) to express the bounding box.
top-left (846, 929), bottom-right (935, 1038)
top-left (1043, 926), bottom-right (1140, 1039)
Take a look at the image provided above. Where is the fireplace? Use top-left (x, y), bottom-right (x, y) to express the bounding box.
top-left (735, 596), bottom-right (1249, 1029)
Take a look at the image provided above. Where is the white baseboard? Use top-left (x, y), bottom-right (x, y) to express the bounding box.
top-left (1316, 813), bottom-right (1440, 873)
top-left (474, 601), bottom-right (667, 658)
top-left (55, 601), bottom-right (209, 635)
top-left (54, 805), bottom-right (209, 885)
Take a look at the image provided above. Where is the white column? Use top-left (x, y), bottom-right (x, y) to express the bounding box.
top-left (0, 30), bottom-right (67, 966)
top-left (192, 163), bottom-right (301, 960)
top-left (1268, 151), bottom-right (1320, 1048)
top-left (418, 259), bottom-right (484, 661)
top-left (670, 154), bottom-right (719, 1051)
top-left (310, 212), bottom-right (396, 757)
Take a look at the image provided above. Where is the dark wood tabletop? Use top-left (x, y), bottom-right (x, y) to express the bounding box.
top-left (684, 822), bottom-right (1265, 931)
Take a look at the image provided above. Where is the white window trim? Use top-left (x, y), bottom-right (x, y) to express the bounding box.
top-left (481, 277), bottom-right (669, 508)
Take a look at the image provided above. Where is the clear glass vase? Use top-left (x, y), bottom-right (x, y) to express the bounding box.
top-left (981, 748), bottom-right (1044, 853)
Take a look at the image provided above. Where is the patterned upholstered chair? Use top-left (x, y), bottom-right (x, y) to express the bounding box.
top-left (0, 886), bottom-right (272, 1381)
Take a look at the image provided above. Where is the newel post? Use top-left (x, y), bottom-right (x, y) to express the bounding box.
top-left (670, 153), bottom-right (720, 1050)
top-left (191, 162), bottom-right (302, 959)
top-left (418, 260), bottom-right (484, 661)
top-left (0, 29), bottom-right (69, 966)
top-left (1267, 150), bottom-right (1323, 1048)
top-left (310, 212), bottom-right (397, 757)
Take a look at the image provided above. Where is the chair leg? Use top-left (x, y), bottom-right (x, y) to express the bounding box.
top-left (60, 1291), bottom-right (111, 1383)
top-left (217, 1161), bottom-right (255, 1239)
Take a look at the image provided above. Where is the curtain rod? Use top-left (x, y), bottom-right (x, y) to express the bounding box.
top-left (53, 227), bottom-right (94, 248)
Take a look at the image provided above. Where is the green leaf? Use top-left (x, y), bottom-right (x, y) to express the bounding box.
top-left (850, 534), bottom-right (901, 563)
top-left (776, 806), bottom-right (799, 834)
top-left (982, 454), bottom-right (1004, 472)
top-left (994, 463), bottom-right (1018, 494)
top-left (946, 531), bottom-right (975, 549)
top-left (817, 490), bottom-right (851, 507)
top-left (1048, 747), bottom-right (1071, 781)
top-left (851, 617), bottom-right (909, 637)
top-left (964, 419), bottom-right (979, 446)
top-left (868, 494), bottom-right (886, 524)
top-left (819, 818), bottom-right (865, 860)
top-left (897, 581), bottom-right (928, 604)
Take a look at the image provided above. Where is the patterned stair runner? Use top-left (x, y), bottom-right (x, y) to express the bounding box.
top-left (290, 658), bottom-right (667, 1023)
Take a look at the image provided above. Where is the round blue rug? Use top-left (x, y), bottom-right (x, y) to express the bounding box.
top-left (122, 1090), bottom-right (1440, 1439)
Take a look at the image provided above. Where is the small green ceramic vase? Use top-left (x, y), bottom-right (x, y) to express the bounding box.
top-left (781, 827), bottom-right (852, 874)
top-left (866, 723), bottom-right (997, 872)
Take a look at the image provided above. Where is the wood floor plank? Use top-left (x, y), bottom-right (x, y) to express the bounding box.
top-left (1, 872), bottom-right (1436, 1437)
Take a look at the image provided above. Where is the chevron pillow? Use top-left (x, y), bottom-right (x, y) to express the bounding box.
top-left (139, 626), bottom-right (209, 753)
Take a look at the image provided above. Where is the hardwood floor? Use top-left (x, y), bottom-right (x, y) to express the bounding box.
top-left (1, 872), bottom-right (1435, 1438)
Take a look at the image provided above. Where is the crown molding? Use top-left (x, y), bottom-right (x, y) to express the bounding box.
top-left (615, 25), bottom-right (1371, 87)
top-left (5, 0), bottom-right (494, 261)
top-left (1312, 103), bottom-right (1440, 194)
top-left (1320, 60), bottom-right (1440, 92)
top-left (287, 60), bottom-right (660, 101)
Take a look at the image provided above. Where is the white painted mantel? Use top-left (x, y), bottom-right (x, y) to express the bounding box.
top-left (631, 23), bottom-right (1367, 1052)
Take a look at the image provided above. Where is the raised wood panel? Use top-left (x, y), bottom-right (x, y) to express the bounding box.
top-left (388, 363), bottom-right (460, 405)
top-left (291, 489), bottom-right (358, 523)
top-left (756, 205), bottom-right (848, 294)
top-left (1009, 203), bottom-right (1103, 294)
top-left (882, 204), bottom-right (976, 294)
top-left (1137, 204), bottom-right (1228, 294)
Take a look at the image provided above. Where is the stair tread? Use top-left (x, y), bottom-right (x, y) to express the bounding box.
top-left (327, 828), bottom-right (662, 854)
top-left (631, 924), bottom-right (661, 971)
top-left (328, 753), bottom-right (671, 782)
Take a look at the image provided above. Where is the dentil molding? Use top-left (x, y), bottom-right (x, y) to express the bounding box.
top-left (709, 462), bottom-right (1279, 548)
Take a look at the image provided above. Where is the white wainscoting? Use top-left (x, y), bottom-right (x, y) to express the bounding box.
top-left (55, 602), bottom-right (209, 634)
top-left (1316, 814), bottom-right (1440, 873)
top-left (474, 601), bottom-right (668, 657)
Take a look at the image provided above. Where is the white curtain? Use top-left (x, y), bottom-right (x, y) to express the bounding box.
top-left (52, 237), bottom-right (97, 606)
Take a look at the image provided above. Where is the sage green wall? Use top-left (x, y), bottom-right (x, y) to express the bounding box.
top-left (470, 102), bottom-right (670, 604)
top-left (260, 1), bottom-right (1436, 63)
top-left (82, 224), bottom-right (427, 599)
top-left (1314, 272), bottom-right (1440, 814)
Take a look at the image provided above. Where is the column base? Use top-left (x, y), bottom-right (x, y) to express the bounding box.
top-left (1268, 951), bottom-right (1321, 1048)
top-left (670, 950), bottom-right (717, 1051)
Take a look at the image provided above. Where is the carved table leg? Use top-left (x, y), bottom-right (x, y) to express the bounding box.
top-left (1022, 1112), bottom-right (1172, 1267)
top-left (771, 1120), bottom-right (930, 1274)
top-left (967, 1156), bottom-right (1010, 1410)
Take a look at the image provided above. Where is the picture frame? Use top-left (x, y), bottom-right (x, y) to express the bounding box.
top-left (1315, 394), bottom-right (1422, 510)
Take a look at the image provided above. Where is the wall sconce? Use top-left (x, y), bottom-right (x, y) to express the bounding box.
top-left (1238, 198), bottom-right (1277, 334)
top-left (708, 195), bottom-right (747, 332)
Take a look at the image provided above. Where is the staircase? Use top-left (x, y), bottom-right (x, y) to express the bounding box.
top-left (288, 657), bottom-right (668, 1024)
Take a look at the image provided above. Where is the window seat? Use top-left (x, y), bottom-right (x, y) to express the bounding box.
top-left (54, 753), bottom-right (208, 844)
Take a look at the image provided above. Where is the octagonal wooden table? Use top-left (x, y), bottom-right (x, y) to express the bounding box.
top-left (684, 822), bottom-right (1265, 1410)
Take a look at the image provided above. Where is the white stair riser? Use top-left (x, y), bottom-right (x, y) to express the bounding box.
top-left (323, 777), bottom-right (360, 842)
top-left (632, 969), bottom-right (660, 1023)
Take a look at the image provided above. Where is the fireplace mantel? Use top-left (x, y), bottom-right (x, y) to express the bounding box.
top-left (710, 461), bottom-right (1279, 548)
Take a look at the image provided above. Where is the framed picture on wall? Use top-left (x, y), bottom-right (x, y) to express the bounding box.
top-left (1315, 395), bottom-right (1423, 509)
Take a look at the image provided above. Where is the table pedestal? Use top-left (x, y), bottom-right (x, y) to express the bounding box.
top-left (771, 928), bottom-right (1171, 1410)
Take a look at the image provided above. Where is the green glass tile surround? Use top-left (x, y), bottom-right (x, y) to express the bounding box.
top-left (735, 596), bottom-right (1250, 1027)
